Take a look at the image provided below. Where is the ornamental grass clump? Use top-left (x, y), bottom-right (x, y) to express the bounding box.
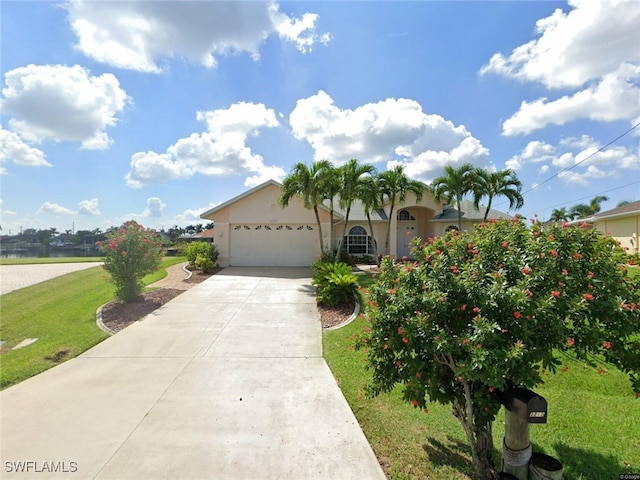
top-left (97, 221), bottom-right (163, 302)
top-left (355, 217), bottom-right (640, 480)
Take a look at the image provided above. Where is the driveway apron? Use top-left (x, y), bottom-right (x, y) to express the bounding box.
top-left (0, 267), bottom-right (386, 480)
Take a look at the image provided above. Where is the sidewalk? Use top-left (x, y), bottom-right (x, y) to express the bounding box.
top-left (0, 267), bottom-right (386, 479)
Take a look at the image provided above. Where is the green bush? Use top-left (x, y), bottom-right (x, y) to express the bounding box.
top-left (194, 254), bottom-right (214, 273)
top-left (175, 242), bottom-right (190, 257)
top-left (97, 221), bottom-right (163, 302)
top-left (312, 261), bottom-right (358, 306)
top-left (186, 242), bottom-right (219, 270)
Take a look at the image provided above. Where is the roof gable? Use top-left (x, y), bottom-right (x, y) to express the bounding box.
top-left (200, 180), bottom-right (333, 223)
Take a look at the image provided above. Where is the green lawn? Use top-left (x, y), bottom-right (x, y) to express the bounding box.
top-left (0, 257), bottom-right (187, 390)
top-left (324, 274), bottom-right (640, 480)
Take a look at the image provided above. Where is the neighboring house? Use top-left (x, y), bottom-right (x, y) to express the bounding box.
top-left (200, 180), bottom-right (510, 267)
top-left (177, 228), bottom-right (215, 244)
top-left (582, 201), bottom-right (640, 255)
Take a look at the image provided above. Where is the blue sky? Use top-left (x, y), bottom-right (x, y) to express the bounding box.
top-left (1, 0), bottom-right (639, 235)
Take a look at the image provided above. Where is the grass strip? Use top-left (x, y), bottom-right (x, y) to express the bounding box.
top-left (323, 275), bottom-right (640, 480)
top-left (0, 257), bottom-right (187, 390)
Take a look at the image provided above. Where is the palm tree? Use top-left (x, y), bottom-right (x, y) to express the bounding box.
top-left (358, 175), bottom-right (382, 257)
top-left (279, 162), bottom-right (327, 253)
top-left (316, 160), bottom-right (340, 253)
top-left (377, 165), bottom-right (424, 255)
top-left (335, 159), bottom-right (376, 259)
top-left (472, 168), bottom-right (524, 221)
top-left (569, 195), bottom-right (609, 220)
top-left (588, 195), bottom-right (609, 214)
top-left (431, 163), bottom-right (475, 230)
top-left (549, 207), bottom-right (570, 223)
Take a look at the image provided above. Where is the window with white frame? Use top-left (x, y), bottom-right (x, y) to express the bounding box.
top-left (343, 225), bottom-right (374, 255)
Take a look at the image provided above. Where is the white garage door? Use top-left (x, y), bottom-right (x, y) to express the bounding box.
top-left (230, 224), bottom-right (320, 266)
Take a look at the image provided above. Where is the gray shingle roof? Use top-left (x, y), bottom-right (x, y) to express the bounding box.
top-left (594, 200), bottom-right (640, 218)
top-left (431, 200), bottom-right (511, 222)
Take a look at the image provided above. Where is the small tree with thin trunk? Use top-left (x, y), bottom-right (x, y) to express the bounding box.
top-left (472, 168), bottom-right (524, 222)
top-left (279, 162), bottom-right (327, 254)
top-left (335, 159), bottom-right (376, 259)
top-left (316, 160), bottom-right (340, 253)
top-left (431, 163), bottom-right (475, 231)
top-left (98, 221), bottom-right (163, 302)
top-left (377, 165), bottom-right (424, 255)
top-left (356, 218), bottom-right (640, 479)
top-left (358, 175), bottom-right (382, 258)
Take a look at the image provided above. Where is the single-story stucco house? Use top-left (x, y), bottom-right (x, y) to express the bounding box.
top-left (581, 200), bottom-right (640, 255)
top-left (200, 180), bottom-right (510, 267)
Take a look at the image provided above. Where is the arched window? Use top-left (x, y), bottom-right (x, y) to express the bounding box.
top-left (397, 209), bottom-right (416, 221)
top-left (344, 226), bottom-right (373, 255)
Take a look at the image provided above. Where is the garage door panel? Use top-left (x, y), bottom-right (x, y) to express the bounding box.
top-left (230, 224), bottom-right (319, 266)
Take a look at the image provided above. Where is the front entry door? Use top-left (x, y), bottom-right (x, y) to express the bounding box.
top-left (397, 221), bottom-right (417, 259)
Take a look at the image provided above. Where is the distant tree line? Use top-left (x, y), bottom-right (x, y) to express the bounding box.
top-left (0, 222), bottom-right (215, 246)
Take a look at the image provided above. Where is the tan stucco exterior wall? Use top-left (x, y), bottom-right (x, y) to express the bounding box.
top-left (594, 214), bottom-right (640, 254)
top-left (203, 183), bottom-right (334, 266)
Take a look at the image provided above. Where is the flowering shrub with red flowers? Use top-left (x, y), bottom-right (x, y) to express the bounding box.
top-left (96, 221), bottom-right (163, 302)
top-left (355, 217), bottom-right (640, 479)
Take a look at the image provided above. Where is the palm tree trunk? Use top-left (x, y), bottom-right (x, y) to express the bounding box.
top-left (313, 206), bottom-right (324, 253)
top-left (483, 197), bottom-right (493, 222)
top-left (329, 198), bottom-right (335, 254)
top-left (335, 206), bottom-right (351, 260)
top-left (384, 201), bottom-right (395, 256)
top-left (456, 197), bottom-right (463, 231)
top-left (366, 213), bottom-right (377, 258)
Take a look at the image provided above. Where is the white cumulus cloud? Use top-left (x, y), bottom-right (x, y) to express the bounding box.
top-left (1, 64), bottom-right (129, 149)
top-left (78, 198), bottom-right (100, 216)
top-left (502, 65), bottom-right (640, 135)
top-left (174, 203), bottom-right (219, 225)
top-left (143, 197), bottom-right (166, 218)
top-left (0, 125), bottom-right (50, 170)
top-left (37, 202), bottom-right (75, 215)
top-left (480, 0), bottom-right (640, 89)
top-left (507, 135), bottom-right (639, 185)
top-left (289, 90), bottom-right (490, 181)
top-left (65, 1), bottom-right (329, 72)
top-left (126, 102), bottom-right (285, 188)
top-left (480, 0), bottom-right (640, 135)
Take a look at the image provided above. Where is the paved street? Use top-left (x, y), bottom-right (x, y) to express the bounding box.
top-left (0, 262), bottom-right (103, 295)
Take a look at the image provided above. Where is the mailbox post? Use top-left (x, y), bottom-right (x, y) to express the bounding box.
top-left (497, 380), bottom-right (548, 480)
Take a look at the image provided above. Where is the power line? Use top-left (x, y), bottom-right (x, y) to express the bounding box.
top-left (520, 120), bottom-right (640, 197)
top-left (521, 179), bottom-right (640, 217)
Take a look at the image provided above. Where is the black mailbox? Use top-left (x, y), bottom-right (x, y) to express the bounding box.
top-left (496, 379), bottom-right (547, 424)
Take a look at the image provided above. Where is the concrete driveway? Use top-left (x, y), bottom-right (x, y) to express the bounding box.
top-left (0, 267), bottom-right (386, 479)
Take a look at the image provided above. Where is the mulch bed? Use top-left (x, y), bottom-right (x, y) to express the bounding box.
top-left (318, 298), bottom-right (357, 329)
